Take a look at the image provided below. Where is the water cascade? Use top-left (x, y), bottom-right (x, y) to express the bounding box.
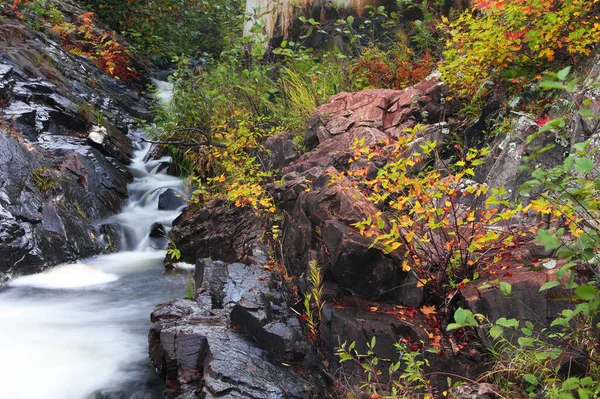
top-left (0, 83), bottom-right (187, 399)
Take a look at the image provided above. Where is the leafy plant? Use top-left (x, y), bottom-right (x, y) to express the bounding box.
top-left (440, 0), bottom-right (600, 101)
top-left (335, 336), bottom-right (433, 398)
top-left (30, 166), bottom-right (55, 193)
top-left (302, 259), bottom-right (324, 341)
top-left (348, 126), bottom-right (527, 305)
top-left (51, 12), bottom-right (138, 82)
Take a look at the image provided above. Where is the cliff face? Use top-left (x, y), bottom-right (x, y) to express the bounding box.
top-left (0, 2), bottom-right (151, 282)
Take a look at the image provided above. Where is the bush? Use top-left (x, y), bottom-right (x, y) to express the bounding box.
top-left (440, 0), bottom-right (600, 101)
top-left (348, 127), bottom-right (527, 304)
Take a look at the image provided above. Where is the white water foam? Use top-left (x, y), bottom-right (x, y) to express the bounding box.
top-left (9, 263), bottom-right (118, 289)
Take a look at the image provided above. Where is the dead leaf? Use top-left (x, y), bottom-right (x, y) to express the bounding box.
top-left (420, 305), bottom-right (437, 316)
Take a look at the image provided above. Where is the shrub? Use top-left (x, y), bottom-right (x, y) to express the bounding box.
top-left (440, 0), bottom-right (600, 100)
top-left (51, 12), bottom-right (138, 83)
top-left (84, 0), bottom-right (243, 64)
top-left (347, 127), bottom-right (527, 303)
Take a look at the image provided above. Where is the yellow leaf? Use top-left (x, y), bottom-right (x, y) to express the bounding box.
top-left (406, 230), bottom-right (415, 243)
top-left (402, 260), bottom-right (411, 272)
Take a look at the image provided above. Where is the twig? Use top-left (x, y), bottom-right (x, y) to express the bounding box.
top-left (139, 136), bottom-right (226, 148)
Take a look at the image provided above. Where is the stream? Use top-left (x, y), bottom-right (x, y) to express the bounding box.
top-left (0, 83), bottom-right (186, 398)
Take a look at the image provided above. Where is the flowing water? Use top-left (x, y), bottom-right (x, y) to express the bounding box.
top-left (0, 83), bottom-right (188, 398)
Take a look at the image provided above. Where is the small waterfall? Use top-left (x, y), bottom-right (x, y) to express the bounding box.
top-left (110, 138), bottom-right (186, 252)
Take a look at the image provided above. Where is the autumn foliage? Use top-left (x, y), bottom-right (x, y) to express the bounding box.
top-left (51, 12), bottom-right (138, 83)
top-left (346, 127), bottom-right (527, 301)
top-left (440, 0), bottom-right (600, 99)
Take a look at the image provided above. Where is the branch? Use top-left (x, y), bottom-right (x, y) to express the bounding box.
top-left (139, 136), bottom-right (226, 148)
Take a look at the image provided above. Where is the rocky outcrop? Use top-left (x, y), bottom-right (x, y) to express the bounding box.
top-left (168, 198), bottom-right (267, 264)
top-left (278, 75), bottom-right (458, 305)
top-left (149, 253), bottom-right (322, 398)
top-left (0, 4), bottom-right (151, 282)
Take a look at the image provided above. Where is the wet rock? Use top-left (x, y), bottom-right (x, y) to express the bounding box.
top-left (0, 7), bottom-right (148, 282)
top-left (168, 198), bottom-right (266, 264)
top-left (149, 223), bottom-right (166, 239)
top-left (87, 124), bottom-right (133, 165)
top-left (149, 296), bottom-right (314, 398)
top-left (158, 189), bottom-right (187, 211)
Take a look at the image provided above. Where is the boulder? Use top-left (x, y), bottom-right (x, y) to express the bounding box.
top-left (263, 131), bottom-right (299, 171)
top-left (168, 198), bottom-right (266, 264)
top-left (158, 188), bottom-right (187, 211)
top-left (150, 254), bottom-right (321, 398)
top-left (459, 267), bottom-right (568, 329)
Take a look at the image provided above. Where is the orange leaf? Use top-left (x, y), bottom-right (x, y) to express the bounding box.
top-left (420, 305), bottom-right (437, 316)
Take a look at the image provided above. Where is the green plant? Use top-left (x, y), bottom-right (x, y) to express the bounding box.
top-left (302, 259), bottom-right (324, 341)
top-left (440, 0), bottom-right (600, 101)
top-left (30, 166), bottom-right (55, 193)
top-left (335, 336), bottom-right (434, 398)
top-left (185, 273), bottom-right (194, 300)
top-left (166, 240), bottom-right (182, 261)
top-left (84, 0), bottom-right (243, 64)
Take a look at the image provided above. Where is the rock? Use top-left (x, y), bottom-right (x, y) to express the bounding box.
top-left (150, 256), bottom-right (320, 398)
top-left (168, 198), bottom-right (266, 264)
top-left (459, 267), bottom-right (567, 329)
top-left (320, 295), bottom-right (486, 393)
top-left (263, 131), bottom-right (299, 171)
top-left (158, 189), bottom-right (187, 211)
top-left (87, 124), bottom-right (133, 165)
top-left (0, 9), bottom-right (149, 282)
top-left (449, 383), bottom-right (499, 399)
top-left (481, 116), bottom-right (566, 198)
top-left (149, 223), bottom-right (166, 239)
top-left (304, 76), bottom-right (457, 151)
top-left (282, 167), bottom-right (416, 302)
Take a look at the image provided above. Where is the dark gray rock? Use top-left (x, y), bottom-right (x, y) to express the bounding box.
top-left (0, 10), bottom-right (150, 282)
top-left (149, 223), bottom-right (166, 239)
top-left (149, 299), bottom-right (314, 399)
top-left (168, 197), bottom-right (266, 264)
top-left (158, 189), bottom-right (187, 211)
top-left (263, 132), bottom-right (299, 171)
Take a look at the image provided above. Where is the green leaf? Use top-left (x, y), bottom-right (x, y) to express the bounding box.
top-left (556, 66), bottom-right (571, 81)
top-left (578, 108), bottom-right (594, 118)
top-left (562, 377), bottom-right (580, 391)
top-left (496, 317), bottom-right (519, 328)
top-left (346, 15), bottom-right (354, 24)
top-left (500, 281), bottom-right (512, 296)
top-left (489, 325), bottom-right (504, 339)
top-left (575, 285), bottom-right (597, 301)
top-left (517, 337), bottom-right (534, 347)
top-left (539, 80), bottom-right (565, 90)
top-left (575, 157), bottom-right (594, 174)
top-left (540, 280), bottom-right (561, 291)
top-left (524, 374), bottom-right (538, 385)
top-left (578, 388), bottom-right (589, 399)
top-left (536, 229), bottom-right (561, 250)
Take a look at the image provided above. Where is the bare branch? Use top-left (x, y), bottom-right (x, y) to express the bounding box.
top-left (139, 136), bottom-right (226, 148)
